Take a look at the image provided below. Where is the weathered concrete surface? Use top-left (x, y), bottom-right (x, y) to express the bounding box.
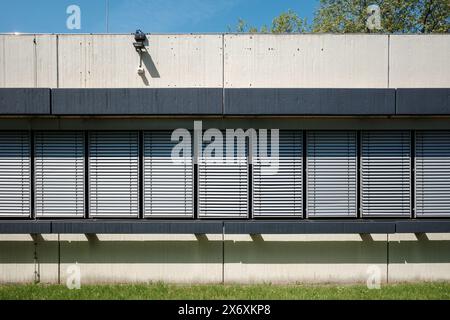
top-left (389, 35), bottom-right (450, 88)
top-left (37, 234), bottom-right (59, 283)
top-left (1, 233), bottom-right (450, 284)
top-left (58, 234), bottom-right (223, 284)
top-left (396, 88), bottom-right (450, 115)
top-left (57, 34), bottom-right (223, 88)
top-left (0, 235), bottom-right (36, 283)
top-left (0, 234), bottom-right (58, 284)
top-left (388, 233), bottom-right (450, 282)
top-left (0, 35), bottom-right (57, 88)
top-left (224, 234), bottom-right (388, 284)
top-left (1, 34), bottom-right (449, 89)
top-left (224, 88), bottom-right (395, 115)
top-left (0, 88), bottom-right (50, 114)
top-left (51, 88), bottom-right (223, 115)
top-left (224, 34), bottom-right (389, 88)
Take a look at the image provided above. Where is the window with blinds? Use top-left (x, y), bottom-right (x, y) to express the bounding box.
top-left (143, 131), bottom-right (193, 217)
top-left (253, 130), bottom-right (303, 217)
top-left (416, 131), bottom-right (450, 217)
top-left (361, 131), bottom-right (411, 217)
top-left (0, 132), bottom-right (31, 217)
top-left (34, 132), bottom-right (85, 218)
top-left (198, 131), bottom-right (248, 218)
top-left (89, 132), bottom-right (139, 218)
top-left (307, 131), bottom-right (357, 217)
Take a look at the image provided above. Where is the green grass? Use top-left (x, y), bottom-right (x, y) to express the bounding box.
top-left (0, 282), bottom-right (449, 300)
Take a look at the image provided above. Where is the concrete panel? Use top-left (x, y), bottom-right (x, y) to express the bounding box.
top-left (0, 234), bottom-right (59, 284)
top-left (57, 35), bottom-right (90, 88)
top-left (52, 220), bottom-right (223, 234)
top-left (224, 34), bottom-right (388, 88)
top-left (0, 35), bottom-right (57, 88)
top-left (58, 34), bottom-right (223, 88)
top-left (35, 35), bottom-right (58, 87)
top-left (0, 88), bottom-right (50, 115)
top-left (0, 235), bottom-right (36, 283)
top-left (224, 234), bottom-right (388, 284)
top-left (224, 89), bottom-right (395, 115)
top-left (2, 232), bottom-right (450, 284)
top-left (35, 234), bottom-right (59, 284)
top-left (59, 234), bottom-right (223, 284)
top-left (0, 35), bottom-right (35, 87)
top-left (388, 233), bottom-right (450, 282)
top-left (389, 35), bottom-right (450, 88)
top-left (0, 220), bottom-right (51, 233)
top-left (225, 220), bottom-right (395, 234)
top-left (396, 88), bottom-right (450, 115)
top-left (51, 88), bottom-right (222, 115)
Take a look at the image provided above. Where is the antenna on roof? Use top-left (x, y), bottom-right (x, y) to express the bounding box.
top-left (105, 0), bottom-right (109, 33)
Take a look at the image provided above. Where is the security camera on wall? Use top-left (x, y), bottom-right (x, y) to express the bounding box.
top-left (137, 67), bottom-right (145, 75)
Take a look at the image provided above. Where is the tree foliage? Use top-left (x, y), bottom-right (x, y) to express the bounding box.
top-left (229, 10), bottom-right (308, 33)
top-left (271, 9), bottom-right (309, 33)
top-left (230, 1), bottom-right (449, 33)
top-left (312, 0), bottom-right (449, 33)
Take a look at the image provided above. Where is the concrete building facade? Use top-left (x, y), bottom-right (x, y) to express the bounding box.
top-left (0, 33), bottom-right (449, 284)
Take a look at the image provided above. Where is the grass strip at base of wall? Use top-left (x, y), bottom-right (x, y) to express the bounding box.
top-left (0, 282), bottom-right (449, 300)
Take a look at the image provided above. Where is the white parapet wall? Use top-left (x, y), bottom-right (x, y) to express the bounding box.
top-left (0, 34), bottom-right (449, 88)
top-left (0, 35), bottom-right (57, 88)
top-left (223, 34), bottom-right (389, 88)
top-left (389, 35), bottom-right (450, 88)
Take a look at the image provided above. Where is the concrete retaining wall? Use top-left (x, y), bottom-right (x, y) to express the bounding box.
top-left (1, 233), bottom-right (449, 284)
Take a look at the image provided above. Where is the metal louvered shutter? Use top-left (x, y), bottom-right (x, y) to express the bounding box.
top-left (89, 132), bottom-right (139, 218)
top-left (0, 132), bottom-right (31, 217)
top-left (361, 131), bottom-right (411, 217)
top-left (253, 131), bottom-right (303, 217)
top-left (198, 132), bottom-right (248, 218)
top-left (307, 131), bottom-right (357, 217)
top-left (144, 131), bottom-right (193, 217)
top-left (35, 132), bottom-right (85, 218)
top-left (416, 131), bottom-right (450, 217)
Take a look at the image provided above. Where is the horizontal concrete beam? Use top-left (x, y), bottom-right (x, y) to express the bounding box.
top-left (0, 88), bottom-right (449, 116)
top-left (224, 220), bottom-right (396, 234)
top-left (52, 220), bottom-right (222, 234)
top-left (396, 89), bottom-right (450, 115)
top-left (224, 88), bottom-right (396, 115)
top-left (0, 221), bottom-right (51, 233)
top-left (1, 220), bottom-right (449, 234)
top-left (51, 220), bottom-right (223, 234)
top-left (51, 88), bottom-right (223, 115)
top-left (396, 220), bottom-right (450, 233)
top-left (0, 88), bottom-right (50, 114)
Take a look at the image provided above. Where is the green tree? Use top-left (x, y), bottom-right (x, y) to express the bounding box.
top-left (271, 9), bottom-right (309, 33)
top-left (230, 1), bottom-right (449, 33)
top-left (229, 10), bottom-right (309, 33)
top-left (312, 0), bottom-right (449, 33)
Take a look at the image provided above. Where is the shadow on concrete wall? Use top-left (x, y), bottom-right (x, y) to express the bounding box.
top-left (137, 49), bottom-right (160, 86)
top-left (389, 240), bottom-right (450, 263)
top-left (224, 241), bottom-right (388, 264)
top-left (1, 238), bottom-right (450, 264)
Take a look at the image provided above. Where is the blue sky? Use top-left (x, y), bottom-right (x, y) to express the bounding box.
top-left (0, 0), bottom-right (319, 33)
